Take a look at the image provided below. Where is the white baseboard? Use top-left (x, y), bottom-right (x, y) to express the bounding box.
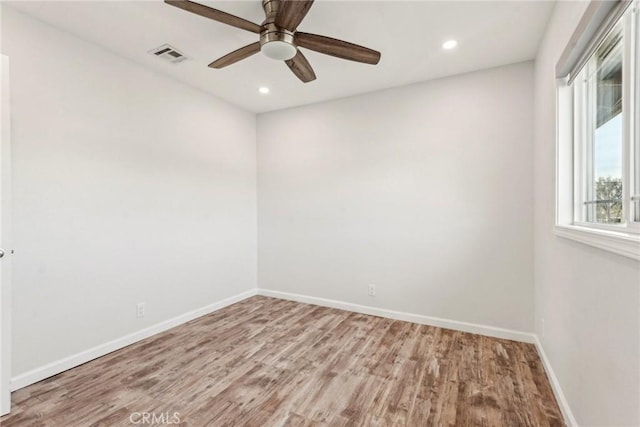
top-left (533, 335), bottom-right (578, 427)
top-left (10, 289), bottom-right (257, 391)
top-left (257, 288), bottom-right (536, 343)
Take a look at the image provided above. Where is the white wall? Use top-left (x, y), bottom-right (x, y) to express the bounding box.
top-left (1, 6), bottom-right (257, 377)
top-left (257, 62), bottom-right (534, 332)
top-left (533, 2), bottom-right (640, 426)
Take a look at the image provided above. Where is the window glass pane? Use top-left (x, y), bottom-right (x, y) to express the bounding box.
top-left (584, 22), bottom-right (624, 223)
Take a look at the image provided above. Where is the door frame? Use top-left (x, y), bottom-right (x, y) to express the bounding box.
top-left (1, 54), bottom-right (13, 416)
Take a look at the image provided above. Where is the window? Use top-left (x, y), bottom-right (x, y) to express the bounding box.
top-left (556, 0), bottom-right (640, 260)
top-left (575, 20), bottom-right (626, 226)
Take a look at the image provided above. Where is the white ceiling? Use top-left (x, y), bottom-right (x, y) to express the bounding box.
top-left (6, 0), bottom-right (555, 113)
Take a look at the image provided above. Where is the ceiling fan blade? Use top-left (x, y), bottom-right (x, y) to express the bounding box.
top-left (208, 42), bottom-right (261, 68)
top-left (295, 32), bottom-right (381, 65)
top-left (275, 0), bottom-right (314, 31)
top-left (165, 0), bottom-right (262, 34)
top-left (285, 51), bottom-right (316, 83)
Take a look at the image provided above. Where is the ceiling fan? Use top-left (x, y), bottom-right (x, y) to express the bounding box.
top-left (164, 0), bottom-right (381, 83)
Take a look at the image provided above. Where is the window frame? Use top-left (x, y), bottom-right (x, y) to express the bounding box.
top-left (631, 2), bottom-right (640, 223)
top-left (555, 1), bottom-right (640, 260)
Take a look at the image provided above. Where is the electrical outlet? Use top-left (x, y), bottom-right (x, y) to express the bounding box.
top-left (541, 317), bottom-right (545, 338)
top-left (368, 284), bottom-right (376, 296)
top-left (136, 302), bottom-right (145, 318)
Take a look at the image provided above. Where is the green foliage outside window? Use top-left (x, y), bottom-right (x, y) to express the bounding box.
top-left (594, 176), bottom-right (623, 223)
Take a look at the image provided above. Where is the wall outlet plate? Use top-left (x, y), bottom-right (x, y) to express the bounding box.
top-left (368, 284), bottom-right (376, 296)
top-left (136, 302), bottom-right (145, 318)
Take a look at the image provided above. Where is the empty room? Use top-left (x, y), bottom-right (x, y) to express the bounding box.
top-left (0, 0), bottom-right (639, 426)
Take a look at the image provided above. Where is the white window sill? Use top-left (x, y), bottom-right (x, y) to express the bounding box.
top-left (554, 224), bottom-right (640, 261)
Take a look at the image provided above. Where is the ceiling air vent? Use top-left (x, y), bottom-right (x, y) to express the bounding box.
top-left (149, 44), bottom-right (188, 64)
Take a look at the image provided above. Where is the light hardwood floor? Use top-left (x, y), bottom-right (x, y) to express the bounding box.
top-left (2, 296), bottom-right (564, 426)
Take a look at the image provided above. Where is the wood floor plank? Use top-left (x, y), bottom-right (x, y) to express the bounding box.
top-left (1, 296), bottom-right (564, 426)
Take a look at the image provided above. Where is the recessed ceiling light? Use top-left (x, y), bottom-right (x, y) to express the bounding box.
top-left (259, 87), bottom-right (270, 94)
top-left (442, 40), bottom-right (458, 50)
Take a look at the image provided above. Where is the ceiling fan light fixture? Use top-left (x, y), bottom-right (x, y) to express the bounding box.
top-left (260, 24), bottom-right (297, 61)
top-left (261, 40), bottom-right (297, 61)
